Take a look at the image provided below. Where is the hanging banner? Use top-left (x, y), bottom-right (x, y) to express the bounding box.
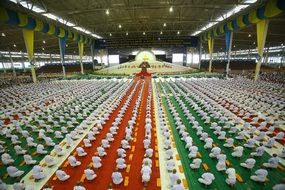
top-left (225, 30), bottom-right (232, 52)
top-left (78, 42), bottom-right (84, 59)
top-left (22, 29), bottom-right (34, 61)
top-left (59, 37), bottom-right (66, 61)
top-left (208, 38), bottom-right (214, 54)
top-left (257, 20), bottom-right (269, 60)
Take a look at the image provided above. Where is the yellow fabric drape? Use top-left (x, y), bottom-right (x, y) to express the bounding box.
top-left (47, 24), bottom-right (55, 35)
top-left (34, 19), bottom-right (43, 31)
top-left (254, 20), bottom-right (269, 81)
top-left (265, 0), bottom-right (282, 17)
top-left (18, 12), bottom-right (28, 27)
top-left (23, 29), bottom-right (34, 61)
top-left (78, 42), bottom-right (84, 59)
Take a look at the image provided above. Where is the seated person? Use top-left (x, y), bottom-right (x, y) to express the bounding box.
top-left (68, 156), bottom-right (81, 167)
top-left (56, 167), bottom-right (70, 181)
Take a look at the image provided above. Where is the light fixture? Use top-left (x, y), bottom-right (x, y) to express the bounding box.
top-left (109, 33), bottom-right (112, 36)
top-left (66, 44), bottom-right (68, 47)
top-left (43, 40), bottom-right (46, 44)
top-left (253, 42), bottom-right (256, 45)
top-left (281, 43), bottom-right (283, 46)
top-left (13, 44), bottom-right (16, 47)
top-left (177, 31), bottom-right (180, 35)
top-left (106, 9), bottom-right (109, 15)
top-left (143, 32), bottom-right (146, 35)
top-left (169, 6), bottom-right (173, 12)
top-left (248, 34), bottom-right (251, 37)
top-left (42, 47), bottom-right (45, 50)
top-left (1, 32), bottom-right (5, 37)
top-left (126, 32), bottom-right (128, 36)
top-left (233, 45), bottom-right (236, 48)
top-left (119, 24), bottom-right (122, 28)
top-left (163, 23), bottom-right (166, 27)
top-left (160, 31), bottom-right (163, 35)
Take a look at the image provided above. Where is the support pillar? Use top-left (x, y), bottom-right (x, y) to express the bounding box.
top-left (21, 53), bottom-right (26, 72)
top-left (264, 46), bottom-right (270, 65)
top-left (78, 42), bottom-right (84, 74)
top-left (254, 20), bottom-right (269, 81)
top-left (91, 42), bottom-right (95, 70)
top-left (198, 39), bottom-right (202, 70)
top-left (9, 51), bottom-right (16, 76)
top-left (59, 38), bottom-right (66, 78)
top-left (207, 38), bottom-right (214, 72)
top-left (49, 53), bottom-right (52, 64)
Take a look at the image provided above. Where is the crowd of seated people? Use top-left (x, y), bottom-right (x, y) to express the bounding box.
top-left (0, 77), bottom-right (33, 88)
top-left (156, 76), bottom-right (284, 189)
top-left (0, 78), bottom-right (132, 189)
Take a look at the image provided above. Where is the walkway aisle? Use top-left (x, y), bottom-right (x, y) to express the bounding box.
top-left (47, 80), bottom-right (140, 189)
top-left (118, 77), bottom-right (160, 190)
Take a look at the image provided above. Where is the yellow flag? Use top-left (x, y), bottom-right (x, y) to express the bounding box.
top-left (22, 29), bottom-right (34, 61)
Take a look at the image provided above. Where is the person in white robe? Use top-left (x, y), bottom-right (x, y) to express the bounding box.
top-left (37, 144), bottom-right (47, 154)
top-left (14, 145), bottom-right (27, 155)
top-left (250, 169), bottom-right (268, 182)
top-left (45, 155), bottom-right (56, 167)
top-left (188, 146), bottom-right (198, 158)
top-left (26, 137), bottom-right (37, 147)
top-left (198, 172), bottom-right (215, 185)
top-left (84, 167), bottom-right (97, 181)
top-left (1, 153), bottom-right (14, 165)
top-left (172, 179), bottom-right (184, 190)
top-left (263, 154), bottom-right (279, 169)
top-left (56, 168), bottom-right (70, 181)
top-left (141, 163), bottom-right (152, 184)
top-left (169, 169), bottom-right (179, 187)
top-left (216, 154), bottom-right (227, 171)
top-left (68, 156), bottom-right (81, 167)
top-left (251, 143), bottom-right (265, 157)
top-left (112, 169), bottom-right (123, 185)
top-left (225, 168), bottom-right (236, 185)
top-left (231, 146), bottom-right (243, 158)
top-left (190, 158), bottom-right (202, 169)
top-left (166, 159), bottom-right (176, 172)
top-left (73, 182), bottom-right (86, 190)
top-left (223, 138), bottom-right (234, 148)
top-left (240, 157), bottom-right (256, 169)
top-left (32, 165), bottom-right (45, 180)
top-left (97, 146), bottom-right (107, 157)
top-left (83, 139), bottom-right (92, 148)
top-left (116, 157), bottom-right (126, 169)
top-left (24, 154), bottom-right (36, 165)
top-left (7, 166), bottom-right (24, 178)
top-left (55, 145), bottom-right (64, 157)
top-left (76, 147), bottom-right (87, 157)
top-left (92, 154), bottom-right (102, 169)
top-left (209, 147), bottom-right (221, 158)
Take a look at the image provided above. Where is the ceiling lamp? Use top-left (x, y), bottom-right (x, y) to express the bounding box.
top-left (1, 33), bottom-right (5, 37)
top-left (106, 9), bottom-right (109, 15)
top-left (169, 6), bottom-right (173, 12)
top-left (119, 24), bottom-right (122, 28)
top-left (163, 23), bottom-right (166, 27)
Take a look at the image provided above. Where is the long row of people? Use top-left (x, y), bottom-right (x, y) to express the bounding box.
top-left (153, 81), bottom-right (186, 190)
top-left (48, 80), bottom-right (140, 189)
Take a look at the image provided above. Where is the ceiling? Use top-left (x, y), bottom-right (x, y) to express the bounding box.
top-left (0, 0), bottom-right (285, 55)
